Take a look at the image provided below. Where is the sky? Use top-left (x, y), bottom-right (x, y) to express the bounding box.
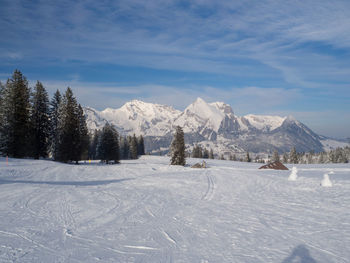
top-left (0, 0), bottom-right (349, 138)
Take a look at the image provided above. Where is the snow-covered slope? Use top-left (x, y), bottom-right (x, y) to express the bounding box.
top-left (1, 157), bottom-right (350, 262)
top-left (243, 114), bottom-right (286, 132)
top-left (321, 138), bottom-right (350, 151)
top-left (91, 100), bottom-right (181, 136)
top-left (84, 98), bottom-right (348, 154)
top-left (174, 98), bottom-right (225, 133)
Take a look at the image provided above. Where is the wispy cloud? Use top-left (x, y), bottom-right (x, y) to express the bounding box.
top-left (1, 0), bottom-right (349, 137)
top-left (1, 0), bottom-right (350, 88)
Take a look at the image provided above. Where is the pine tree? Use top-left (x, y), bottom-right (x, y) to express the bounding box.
top-left (191, 145), bottom-right (198, 158)
top-left (289, 147), bottom-right (298, 164)
top-left (0, 70), bottom-right (32, 157)
top-left (282, 153), bottom-right (288, 163)
top-left (137, 135), bottom-right (145, 155)
top-left (245, 152), bottom-right (251, 162)
top-left (31, 81), bottom-right (50, 159)
top-left (89, 130), bottom-right (100, 160)
top-left (120, 136), bottom-right (130, 160)
top-left (192, 144), bottom-right (202, 158)
top-left (272, 150), bottom-right (280, 162)
top-left (49, 90), bottom-right (62, 160)
top-left (56, 87), bottom-right (81, 163)
top-left (129, 134), bottom-right (138, 159)
top-left (170, 126), bottom-right (186, 166)
top-left (0, 81), bottom-right (7, 154)
top-left (198, 146), bottom-right (203, 158)
top-left (97, 123), bottom-right (120, 164)
top-left (209, 148), bottom-right (214, 159)
top-left (203, 148), bottom-right (209, 159)
top-left (77, 104), bottom-right (89, 160)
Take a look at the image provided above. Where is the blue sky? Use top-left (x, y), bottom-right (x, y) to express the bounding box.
top-left (0, 0), bottom-right (349, 138)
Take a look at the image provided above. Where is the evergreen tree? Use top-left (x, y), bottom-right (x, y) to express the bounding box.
top-left (245, 152), bottom-right (251, 162)
top-left (191, 145), bottom-right (198, 158)
top-left (318, 152), bottom-right (325, 163)
top-left (120, 136), bottom-right (130, 160)
top-left (170, 126), bottom-right (186, 166)
top-left (96, 123), bottom-right (120, 164)
top-left (203, 148), bottom-right (209, 159)
top-left (31, 81), bottom-right (50, 159)
top-left (49, 90), bottom-right (62, 160)
top-left (77, 104), bottom-right (89, 160)
top-left (56, 87), bottom-right (81, 163)
top-left (209, 148), bottom-right (214, 159)
top-left (272, 150), bottom-right (280, 162)
top-left (137, 135), bottom-right (145, 155)
top-left (129, 134), bottom-right (138, 159)
top-left (0, 81), bottom-right (7, 154)
top-left (0, 70), bottom-right (31, 157)
top-left (192, 144), bottom-right (202, 158)
top-left (230, 153), bottom-right (237, 161)
top-left (289, 147), bottom-right (298, 164)
top-left (89, 130), bottom-right (100, 160)
top-left (282, 153), bottom-right (288, 163)
top-left (198, 146), bottom-right (203, 158)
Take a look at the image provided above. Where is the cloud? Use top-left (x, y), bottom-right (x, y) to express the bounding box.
top-left (1, 0), bottom-right (350, 90)
top-left (1, 0), bottom-right (349, 138)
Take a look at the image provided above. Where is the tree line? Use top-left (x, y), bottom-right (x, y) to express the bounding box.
top-left (0, 70), bottom-right (145, 164)
top-left (0, 70), bottom-right (88, 163)
top-left (88, 127), bottom-right (145, 164)
top-left (280, 146), bottom-right (350, 164)
top-left (191, 144), bottom-right (214, 159)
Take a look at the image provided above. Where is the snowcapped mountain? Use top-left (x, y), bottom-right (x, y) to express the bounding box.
top-left (85, 100), bottom-right (180, 137)
top-left (84, 98), bottom-right (348, 155)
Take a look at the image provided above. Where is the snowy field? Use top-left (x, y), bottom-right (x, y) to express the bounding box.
top-left (0, 156), bottom-right (349, 263)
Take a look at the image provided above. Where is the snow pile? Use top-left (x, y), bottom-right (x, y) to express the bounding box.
top-left (321, 173), bottom-right (333, 187)
top-left (288, 166), bottom-right (298, 181)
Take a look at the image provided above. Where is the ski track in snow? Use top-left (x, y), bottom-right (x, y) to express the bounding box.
top-left (201, 170), bottom-right (216, 201)
top-left (0, 156), bottom-right (350, 262)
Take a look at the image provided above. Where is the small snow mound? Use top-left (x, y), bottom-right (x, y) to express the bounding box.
top-left (288, 166), bottom-right (298, 181)
top-left (321, 173), bottom-right (332, 187)
top-left (329, 170), bottom-right (335, 175)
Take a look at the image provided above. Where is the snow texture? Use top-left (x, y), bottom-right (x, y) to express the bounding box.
top-left (288, 166), bottom-right (298, 181)
top-left (321, 173), bottom-right (333, 187)
top-left (1, 156), bottom-right (349, 262)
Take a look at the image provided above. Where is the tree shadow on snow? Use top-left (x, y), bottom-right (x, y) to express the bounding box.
top-left (0, 178), bottom-right (134, 186)
top-left (282, 245), bottom-right (317, 263)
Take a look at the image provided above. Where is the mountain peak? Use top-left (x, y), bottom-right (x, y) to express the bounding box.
top-left (193, 97), bottom-right (206, 104)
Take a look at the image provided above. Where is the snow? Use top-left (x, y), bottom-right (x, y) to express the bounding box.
top-left (98, 100), bottom-right (181, 136)
top-left (1, 156), bottom-right (350, 262)
top-left (321, 138), bottom-right (349, 151)
top-left (288, 166), bottom-right (298, 181)
top-left (321, 173), bottom-right (333, 187)
top-left (243, 114), bottom-right (286, 131)
top-left (174, 97), bottom-right (225, 132)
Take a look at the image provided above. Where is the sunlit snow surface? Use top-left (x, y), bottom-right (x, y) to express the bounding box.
top-left (0, 156), bottom-right (349, 262)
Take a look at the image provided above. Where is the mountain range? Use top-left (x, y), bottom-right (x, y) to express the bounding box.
top-left (84, 98), bottom-right (348, 156)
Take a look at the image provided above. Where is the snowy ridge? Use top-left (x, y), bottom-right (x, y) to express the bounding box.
top-left (96, 100), bottom-right (181, 136)
top-left (174, 98), bottom-right (226, 133)
top-left (83, 98), bottom-right (348, 154)
top-left (243, 114), bottom-right (286, 132)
